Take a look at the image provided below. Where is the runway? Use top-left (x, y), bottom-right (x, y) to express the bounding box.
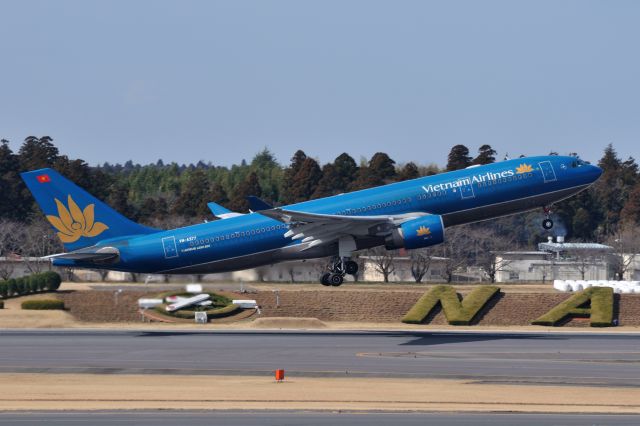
top-left (1, 329), bottom-right (639, 386)
top-left (0, 411), bottom-right (638, 426)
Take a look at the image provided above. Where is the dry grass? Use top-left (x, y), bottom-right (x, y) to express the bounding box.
top-left (1, 373), bottom-right (639, 413)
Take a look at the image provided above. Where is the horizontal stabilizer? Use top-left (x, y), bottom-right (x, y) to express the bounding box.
top-left (246, 196), bottom-right (273, 212)
top-left (45, 246), bottom-right (120, 263)
top-left (207, 202), bottom-right (244, 219)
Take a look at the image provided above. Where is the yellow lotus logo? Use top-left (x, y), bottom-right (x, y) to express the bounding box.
top-left (516, 163), bottom-right (533, 174)
top-left (416, 226), bottom-right (431, 237)
top-left (46, 195), bottom-right (109, 243)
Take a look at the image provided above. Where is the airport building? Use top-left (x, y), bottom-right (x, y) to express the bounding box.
top-left (2, 236), bottom-right (638, 283)
top-left (494, 236), bottom-right (617, 282)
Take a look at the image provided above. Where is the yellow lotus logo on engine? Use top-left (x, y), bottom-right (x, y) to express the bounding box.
top-left (46, 195), bottom-right (109, 243)
top-left (516, 163), bottom-right (533, 174)
top-left (416, 226), bottom-right (431, 237)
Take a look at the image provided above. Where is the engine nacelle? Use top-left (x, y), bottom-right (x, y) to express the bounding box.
top-left (385, 215), bottom-right (445, 250)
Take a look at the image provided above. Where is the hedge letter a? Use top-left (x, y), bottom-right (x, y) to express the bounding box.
top-left (532, 287), bottom-right (614, 327)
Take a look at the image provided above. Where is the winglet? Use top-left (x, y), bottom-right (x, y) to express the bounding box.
top-left (207, 202), bottom-right (244, 219)
top-left (246, 196), bottom-right (273, 212)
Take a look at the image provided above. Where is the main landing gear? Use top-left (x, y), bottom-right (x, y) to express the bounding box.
top-left (320, 256), bottom-right (359, 287)
top-left (542, 206), bottom-right (554, 230)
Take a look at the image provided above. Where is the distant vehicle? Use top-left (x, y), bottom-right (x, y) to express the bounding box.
top-left (22, 156), bottom-right (601, 286)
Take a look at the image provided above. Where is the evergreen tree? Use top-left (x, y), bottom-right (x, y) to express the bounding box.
top-left (333, 153), bottom-right (358, 191)
top-left (18, 136), bottom-right (59, 171)
top-left (472, 144), bottom-right (497, 165)
top-left (312, 153), bottom-right (359, 198)
top-left (398, 162), bottom-right (420, 181)
top-left (228, 172), bottom-right (262, 212)
top-left (172, 168), bottom-right (212, 217)
top-left (621, 183), bottom-right (640, 225)
top-left (593, 144), bottom-right (626, 233)
top-left (281, 151), bottom-right (323, 203)
top-left (285, 158), bottom-right (322, 203)
top-left (107, 182), bottom-right (137, 220)
top-left (0, 140), bottom-right (29, 220)
top-left (250, 148), bottom-right (281, 203)
top-left (312, 164), bottom-right (340, 199)
top-left (446, 145), bottom-right (472, 171)
top-left (350, 152), bottom-right (396, 190)
top-left (210, 182), bottom-right (229, 206)
top-left (368, 152), bottom-right (396, 181)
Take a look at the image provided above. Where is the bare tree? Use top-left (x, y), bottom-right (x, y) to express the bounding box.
top-left (367, 246), bottom-right (397, 283)
top-left (438, 226), bottom-right (469, 283)
top-left (565, 246), bottom-right (600, 280)
top-left (606, 222), bottom-right (640, 280)
top-left (0, 220), bottom-right (20, 279)
top-left (410, 248), bottom-right (434, 283)
top-left (471, 228), bottom-right (516, 283)
top-left (20, 220), bottom-right (60, 274)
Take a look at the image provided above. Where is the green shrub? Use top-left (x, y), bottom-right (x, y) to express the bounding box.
top-left (41, 271), bottom-right (62, 291)
top-left (402, 285), bottom-right (500, 325)
top-left (532, 287), bottom-right (613, 327)
top-left (28, 276), bottom-right (39, 293)
top-left (0, 272), bottom-right (62, 299)
top-left (15, 278), bottom-right (27, 295)
top-left (7, 279), bottom-right (17, 296)
top-left (21, 299), bottom-right (65, 310)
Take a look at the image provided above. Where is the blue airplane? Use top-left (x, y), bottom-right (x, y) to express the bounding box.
top-left (21, 155), bottom-right (602, 286)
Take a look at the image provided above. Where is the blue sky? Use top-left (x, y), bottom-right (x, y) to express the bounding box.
top-left (1, 0), bottom-right (639, 166)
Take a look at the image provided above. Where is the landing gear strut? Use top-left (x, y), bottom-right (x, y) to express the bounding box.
top-left (320, 256), bottom-right (359, 287)
top-left (542, 206), bottom-right (554, 230)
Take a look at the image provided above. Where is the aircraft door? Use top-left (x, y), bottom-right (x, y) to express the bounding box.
top-left (162, 236), bottom-right (179, 259)
top-left (539, 161), bottom-right (557, 183)
top-left (459, 181), bottom-right (475, 199)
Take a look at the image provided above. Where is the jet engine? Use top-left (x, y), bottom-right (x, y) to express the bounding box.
top-left (385, 215), bottom-right (445, 250)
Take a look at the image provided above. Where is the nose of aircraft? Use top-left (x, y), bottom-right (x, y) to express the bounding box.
top-left (587, 164), bottom-right (603, 182)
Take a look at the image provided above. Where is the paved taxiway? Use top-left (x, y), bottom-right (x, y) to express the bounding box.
top-left (1, 329), bottom-right (639, 386)
top-left (0, 411), bottom-right (638, 425)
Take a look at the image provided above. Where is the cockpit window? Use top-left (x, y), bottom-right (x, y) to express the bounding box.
top-left (571, 158), bottom-right (586, 167)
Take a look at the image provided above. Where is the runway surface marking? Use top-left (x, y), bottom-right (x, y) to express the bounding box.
top-left (1, 329), bottom-right (639, 386)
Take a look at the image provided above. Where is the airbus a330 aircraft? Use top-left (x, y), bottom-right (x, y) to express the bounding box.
top-left (22, 155), bottom-right (602, 286)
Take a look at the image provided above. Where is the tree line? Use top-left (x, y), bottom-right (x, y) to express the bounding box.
top-left (1, 136), bottom-right (640, 281)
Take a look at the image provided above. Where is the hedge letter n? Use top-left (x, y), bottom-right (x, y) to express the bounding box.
top-left (402, 285), bottom-right (499, 326)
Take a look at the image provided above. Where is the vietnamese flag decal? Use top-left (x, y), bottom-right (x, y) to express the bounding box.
top-left (37, 174), bottom-right (51, 183)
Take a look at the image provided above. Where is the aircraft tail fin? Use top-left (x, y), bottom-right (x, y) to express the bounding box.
top-left (21, 168), bottom-right (158, 251)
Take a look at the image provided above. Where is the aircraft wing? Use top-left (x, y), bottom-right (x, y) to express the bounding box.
top-left (246, 196), bottom-right (273, 212)
top-left (259, 208), bottom-right (426, 250)
top-left (44, 246), bottom-right (120, 262)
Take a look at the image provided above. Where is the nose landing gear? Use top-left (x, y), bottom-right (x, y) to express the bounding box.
top-left (542, 206), bottom-right (554, 230)
top-left (320, 256), bottom-right (359, 287)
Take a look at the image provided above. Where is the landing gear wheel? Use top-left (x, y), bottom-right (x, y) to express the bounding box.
top-left (320, 273), bottom-right (331, 286)
top-left (345, 260), bottom-right (359, 275)
top-left (330, 274), bottom-right (344, 286)
top-left (542, 218), bottom-right (554, 230)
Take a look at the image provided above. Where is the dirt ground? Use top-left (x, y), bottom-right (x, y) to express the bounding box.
top-left (0, 373), bottom-right (639, 413)
top-left (4, 281), bottom-right (640, 332)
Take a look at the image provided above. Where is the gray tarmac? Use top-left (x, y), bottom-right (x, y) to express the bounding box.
top-left (1, 329), bottom-right (640, 386)
top-left (0, 411), bottom-right (639, 425)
